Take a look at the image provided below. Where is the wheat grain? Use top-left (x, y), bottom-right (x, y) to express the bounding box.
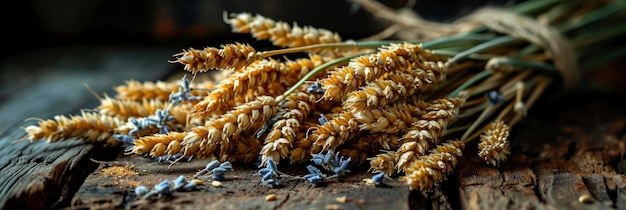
top-left (114, 80), bottom-right (178, 101)
top-left (310, 111), bottom-right (360, 151)
top-left (352, 101), bottom-right (427, 134)
top-left (97, 96), bottom-right (191, 126)
top-left (320, 42), bottom-right (446, 101)
top-left (113, 79), bottom-right (214, 103)
top-left (170, 42), bottom-right (263, 74)
top-left (401, 140), bottom-right (464, 191)
top-left (289, 120), bottom-right (323, 164)
top-left (279, 54), bottom-right (329, 86)
top-left (478, 120), bottom-right (511, 166)
top-left (97, 96), bottom-right (164, 120)
top-left (130, 132), bottom-right (187, 157)
top-left (217, 129), bottom-right (263, 163)
top-left (189, 58), bottom-right (311, 121)
top-left (342, 61), bottom-right (446, 112)
top-left (23, 110), bottom-right (124, 147)
top-left (189, 59), bottom-right (282, 119)
top-left (368, 151), bottom-right (399, 176)
top-left (179, 96), bottom-right (278, 159)
top-left (396, 97), bottom-right (464, 171)
top-left (259, 90), bottom-right (317, 165)
top-left (226, 12), bottom-right (342, 48)
top-left (338, 133), bottom-right (401, 165)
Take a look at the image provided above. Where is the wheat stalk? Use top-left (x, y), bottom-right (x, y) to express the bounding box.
top-left (21, 0), bottom-right (626, 192)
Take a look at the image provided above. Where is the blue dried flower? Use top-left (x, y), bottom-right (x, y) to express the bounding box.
top-left (333, 157), bottom-right (352, 177)
top-left (256, 159), bottom-right (284, 188)
top-left (306, 80), bottom-right (325, 94)
top-left (371, 172), bottom-right (385, 186)
top-left (114, 133), bottom-right (134, 145)
top-left (172, 175), bottom-right (186, 191)
top-left (195, 160), bottom-right (220, 178)
top-left (169, 75), bottom-right (203, 106)
top-left (151, 153), bottom-right (192, 163)
top-left (318, 113), bottom-right (329, 125)
top-left (134, 185), bottom-right (149, 197)
top-left (183, 181), bottom-right (197, 190)
top-left (486, 90), bottom-right (504, 105)
top-left (154, 180), bottom-right (172, 196)
top-left (303, 165), bottom-right (327, 184)
top-left (205, 161), bottom-right (233, 181)
top-left (310, 150), bottom-right (351, 177)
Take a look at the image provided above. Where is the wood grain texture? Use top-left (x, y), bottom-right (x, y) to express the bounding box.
top-left (457, 95), bottom-right (626, 210)
top-left (1, 46), bottom-right (625, 210)
top-left (0, 46), bottom-right (177, 209)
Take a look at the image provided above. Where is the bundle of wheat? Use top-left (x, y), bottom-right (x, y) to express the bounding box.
top-left (21, 0), bottom-right (626, 191)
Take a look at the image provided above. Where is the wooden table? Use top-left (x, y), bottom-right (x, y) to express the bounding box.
top-left (1, 45), bottom-right (624, 210)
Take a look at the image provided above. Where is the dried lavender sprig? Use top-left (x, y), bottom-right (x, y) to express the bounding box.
top-left (193, 160), bottom-right (234, 181)
top-left (256, 159), bottom-right (300, 188)
top-left (310, 150), bottom-right (352, 177)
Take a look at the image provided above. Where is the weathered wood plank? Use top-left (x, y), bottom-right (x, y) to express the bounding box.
top-left (609, 175), bottom-right (626, 207)
top-left (2, 44), bottom-right (626, 210)
top-left (457, 97), bottom-right (626, 210)
top-left (583, 174), bottom-right (614, 206)
top-left (0, 46), bottom-right (178, 209)
top-left (68, 156), bottom-right (412, 210)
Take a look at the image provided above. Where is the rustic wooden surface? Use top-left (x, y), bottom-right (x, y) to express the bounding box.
top-left (0, 46), bottom-right (176, 209)
top-left (1, 45), bottom-right (625, 210)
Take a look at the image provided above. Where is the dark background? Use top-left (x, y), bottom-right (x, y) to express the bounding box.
top-left (0, 0), bottom-right (519, 59)
top-left (0, 0), bottom-right (524, 134)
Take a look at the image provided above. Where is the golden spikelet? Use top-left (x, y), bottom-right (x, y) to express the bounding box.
top-left (226, 12), bottom-right (342, 48)
top-left (231, 137), bottom-right (264, 164)
top-left (279, 54), bottom-right (329, 86)
top-left (97, 96), bottom-right (165, 120)
top-left (310, 100), bottom-right (433, 155)
top-left (478, 120), bottom-right (511, 166)
top-left (289, 120), bottom-right (323, 164)
top-left (259, 90), bottom-right (317, 165)
top-left (338, 132), bottom-right (400, 165)
top-left (130, 132), bottom-right (187, 158)
top-left (352, 101), bottom-right (427, 134)
top-left (114, 79), bottom-right (215, 102)
top-left (343, 61), bottom-right (446, 112)
top-left (113, 120), bottom-right (161, 138)
top-left (114, 80), bottom-right (178, 101)
top-left (374, 133), bottom-right (401, 150)
top-left (320, 43), bottom-right (445, 101)
top-left (368, 151), bottom-right (398, 176)
top-left (401, 140), bottom-right (464, 191)
top-left (396, 97), bottom-right (464, 171)
top-left (179, 96), bottom-right (278, 159)
top-left (170, 43), bottom-right (263, 74)
top-left (219, 129), bottom-right (263, 163)
top-left (190, 59), bottom-right (284, 120)
top-left (310, 111), bottom-right (360, 151)
top-left (23, 110), bottom-right (124, 147)
top-left (97, 96), bottom-right (191, 125)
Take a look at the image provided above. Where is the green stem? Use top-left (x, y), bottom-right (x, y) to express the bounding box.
top-left (581, 47), bottom-right (626, 71)
top-left (556, 0), bottom-right (626, 33)
top-left (279, 53), bottom-right (366, 98)
top-left (492, 58), bottom-right (558, 74)
top-left (509, 0), bottom-right (564, 15)
top-left (422, 34), bottom-right (498, 49)
top-left (264, 33), bottom-right (498, 57)
top-left (448, 70), bottom-right (492, 98)
top-left (446, 36), bottom-right (519, 66)
top-left (572, 21), bottom-right (626, 49)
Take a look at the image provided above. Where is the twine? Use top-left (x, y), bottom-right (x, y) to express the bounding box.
top-left (464, 7), bottom-right (579, 88)
top-left (358, 0), bottom-right (579, 88)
